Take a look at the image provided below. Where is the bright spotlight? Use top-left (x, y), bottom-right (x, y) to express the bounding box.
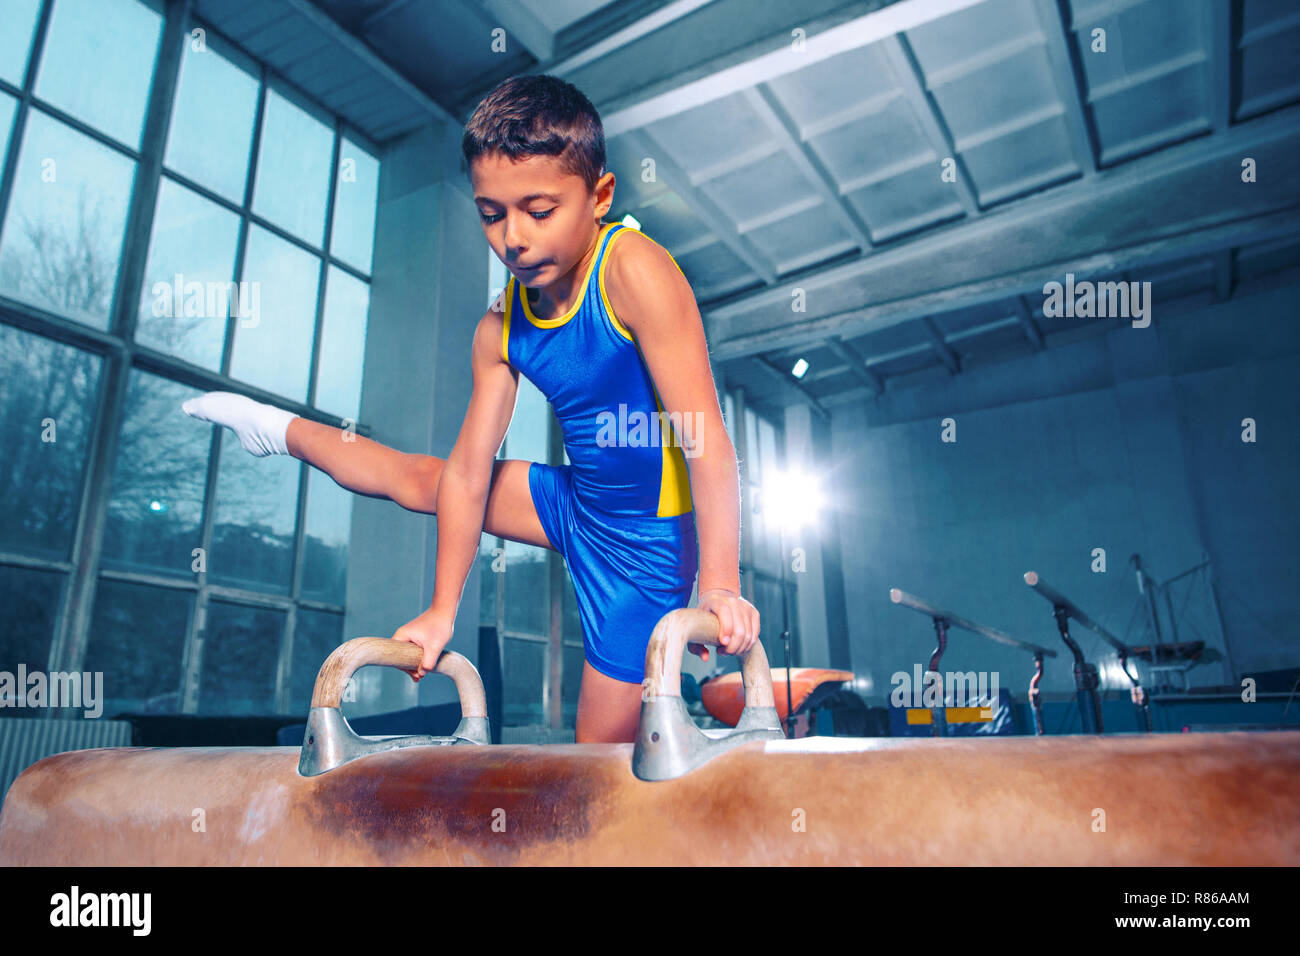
top-left (761, 466), bottom-right (826, 532)
top-left (791, 358), bottom-right (808, 378)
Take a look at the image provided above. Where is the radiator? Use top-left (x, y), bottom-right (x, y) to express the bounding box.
top-left (0, 717), bottom-right (132, 813)
top-left (500, 724), bottom-right (575, 744)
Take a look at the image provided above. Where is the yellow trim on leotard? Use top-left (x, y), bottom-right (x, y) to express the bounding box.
top-left (598, 224), bottom-right (690, 342)
top-left (501, 279), bottom-right (513, 363)
top-left (598, 227), bottom-right (635, 342)
top-left (520, 222), bottom-right (617, 329)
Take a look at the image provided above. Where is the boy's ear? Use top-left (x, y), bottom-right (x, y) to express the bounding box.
top-left (594, 169), bottom-right (616, 215)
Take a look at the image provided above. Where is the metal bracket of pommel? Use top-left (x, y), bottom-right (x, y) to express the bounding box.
top-left (632, 608), bottom-right (785, 782)
top-left (298, 637), bottom-right (491, 777)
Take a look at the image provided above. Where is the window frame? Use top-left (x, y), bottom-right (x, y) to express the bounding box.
top-left (0, 0), bottom-right (382, 719)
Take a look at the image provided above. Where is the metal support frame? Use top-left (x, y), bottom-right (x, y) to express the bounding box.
top-left (1054, 604), bottom-right (1104, 734)
top-left (890, 587), bottom-right (1057, 736)
top-left (927, 616), bottom-right (948, 737)
top-left (546, 411), bottom-right (566, 730)
top-left (1029, 651), bottom-right (1045, 735)
top-left (1024, 571), bottom-right (1152, 733)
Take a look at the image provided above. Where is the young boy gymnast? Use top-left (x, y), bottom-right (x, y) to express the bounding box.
top-left (182, 74), bottom-right (759, 744)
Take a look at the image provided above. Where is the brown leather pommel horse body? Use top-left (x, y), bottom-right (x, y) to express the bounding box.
top-left (1, 608), bottom-right (1298, 865)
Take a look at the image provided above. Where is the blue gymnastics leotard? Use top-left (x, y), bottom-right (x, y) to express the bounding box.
top-left (501, 221), bottom-right (698, 683)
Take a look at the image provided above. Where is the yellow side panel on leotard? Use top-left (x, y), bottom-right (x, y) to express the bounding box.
top-left (652, 387), bottom-right (694, 517)
top-left (500, 278), bottom-right (513, 363)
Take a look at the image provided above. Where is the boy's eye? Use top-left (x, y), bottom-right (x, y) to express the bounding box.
top-left (479, 210), bottom-right (553, 224)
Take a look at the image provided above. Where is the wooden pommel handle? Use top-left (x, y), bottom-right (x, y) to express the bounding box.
top-left (309, 637), bottom-right (487, 717)
top-left (640, 608), bottom-right (775, 707)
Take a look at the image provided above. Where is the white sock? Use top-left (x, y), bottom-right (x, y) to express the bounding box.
top-left (181, 391), bottom-right (296, 457)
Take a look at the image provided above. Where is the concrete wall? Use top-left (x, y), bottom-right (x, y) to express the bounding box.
top-left (343, 121), bottom-right (487, 715)
top-left (828, 277), bottom-right (1300, 704)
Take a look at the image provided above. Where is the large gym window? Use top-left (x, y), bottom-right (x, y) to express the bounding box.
top-left (0, 0), bottom-right (380, 719)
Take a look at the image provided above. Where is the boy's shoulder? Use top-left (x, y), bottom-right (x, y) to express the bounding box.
top-left (607, 225), bottom-right (677, 276)
top-left (471, 289), bottom-right (512, 365)
top-left (603, 226), bottom-right (691, 311)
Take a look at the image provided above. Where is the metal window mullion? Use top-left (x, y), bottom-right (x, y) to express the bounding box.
top-left (97, 566), bottom-right (197, 591)
top-left (0, 296), bottom-right (120, 353)
top-left (546, 410), bottom-right (564, 729)
top-left (0, 552), bottom-right (73, 574)
top-left (221, 61), bottom-right (267, 379)
top-left (732, 386), bottom-right (755, 605)
top-left (499, 630), bottom-right (548, 643)
top-left (277, 121), bottom-right (340, 716)
top-left (198, 582), bottom-right (296, 610)
top-left (186, 56), bottom-right (264, 715)
top-left (23, 97), bottom-right (145, 163)
top-left (298, 596), bottom-right (346, 614)
top-left (274, 602), bottom-right (295, 714)
top-left (50, 0), bottom-right (190, 722)
top-left (305, 116), bottom-right (342, 410)
top-left (186, 386), bottom-right (226, 713)
top-left (494, 533), bottom-right (505, 640)
top-left (0, 0), bottom-right (53, 276)
top-left (773, 417), bottom-right (801, 665)
top-left (154, 162), bottom-right (371, 284)
top-left (113, 0), bottom-right (192, 344)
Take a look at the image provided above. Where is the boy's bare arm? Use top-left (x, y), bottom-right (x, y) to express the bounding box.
top-left (428, 305), bottom-right (519, 618)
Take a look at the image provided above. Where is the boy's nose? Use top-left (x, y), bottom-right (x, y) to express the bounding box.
top-left (504, 217), bottom-right (528, 249)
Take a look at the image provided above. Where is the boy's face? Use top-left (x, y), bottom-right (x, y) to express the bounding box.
top-left (471, 151), bottom-right (613, 288)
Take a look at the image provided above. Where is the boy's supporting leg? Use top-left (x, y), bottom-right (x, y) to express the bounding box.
top-left (574, 661), bottom-right (643, 744)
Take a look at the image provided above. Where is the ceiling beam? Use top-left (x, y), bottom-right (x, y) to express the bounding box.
top-left (713, 204), bottom-right (1300, 362)
top-left (1029, 0), bottom-right (1098, 177)
top-left (1011, 296), bottom-right (1044, 351)
top-left (479, 0), bottom-right (555, 62)
top-left (1204, 0), bottom-right (1234, 131)
top-left (877, 34), bottom-right (980, 215)
top-left (280, 0), bottom-right (458, 124)
top-left (741, 85), bottom-right (875, 253)
top-left (622, 128), bottom-right (778, 284)
top-left (545, 0), bottom-right (713, 77)
top-left (751, 355), bottom-right (830, 421)
top-left (597, 0), bottom-right (991, 137)
top-left (825, 338), bottom-right (884, 394)
top-left (360, 0), bottom-right (416, 33)
top-left (705, 106), bottom-right (1300, 361)
top-left (920, 316), bottom-right (960, 373)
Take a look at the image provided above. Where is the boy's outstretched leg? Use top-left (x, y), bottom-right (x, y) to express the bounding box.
top-left (182, 390), bottom-right (429, 509)
top-left (180, 390), bottom-right (555, 548)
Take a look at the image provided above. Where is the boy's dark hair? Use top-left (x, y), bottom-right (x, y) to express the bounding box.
top-left (462, 75), bottom-right (606, 194)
